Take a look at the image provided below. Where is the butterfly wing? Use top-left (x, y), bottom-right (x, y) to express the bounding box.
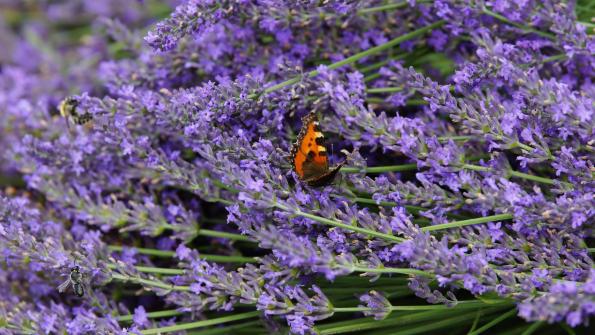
top-left (290, 112), bottom-right (329, 180)
top-left (305, 161), bottom-right (345, 187)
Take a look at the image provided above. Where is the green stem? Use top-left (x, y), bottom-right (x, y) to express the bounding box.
top-left (406, 99), bottom-right (428, 105)
top-left (560, 323), bottom-right (577, 335)
top-left (508, 170), bottom-right (561, 186)
top-left (108, 245), bottom-right (175, 257)
top-left (366, 86), bottom-right (404, 93)
top-left (349, 197), bottom-right (469, 220)
top-left (205, 197), bottom-right (234, 205)
top-left (327, 276), bottom-right (410, 286)
top-left (462, 164), bottom-right (491, 173)
top-left (521, 322), bottom-right (544, 335)
top-left (348, 266), bottom-right (432, 277)
top-left (357, 1), bottom-right (409, 14)
top-left (542, 54), bottom-right (567, 63)
top-left (481, 8), bottom-right (555, 40)
top-left (467, 308), bottom-right (517, 335)
top-left (322, 286), bottom-right (407, 294)
top-left (197, 229), bottom-right (254, 242)
top-left (288, 208), bottom-right (405, 242)
top-left (341, 164), bottom-right (417, 174)
top-left (316, 311), bottom-right (413, 334)
top-left (511, 141), bottom-right (535, 153)
top-left (368, 96), bottom-right (430, 105)
top-left (195, 254), bottom-right (258, 263)
top-left (257, 21), bottom-right (445, 96)
top-left (358, 53), bottom-right (409, 73)
top-left (107, 245), bottom-right (257, 263)
top-left (187, 320), bottom-right (263, 335)
top-left (350, 197), bottom-right (425, 214)
top-left (438, 135), bottom-right (475, 142)
top-left (468, 309), bottom-right (482, 334)
top-left (388, 312), bottom-right (489, 335)
top-left (140, 311), bottom-right (261, 335)
top-left (364, 72), bottom-right (382, 82)
top-left (110, 273), bottom-right (190, 291)
top-left (211, 179), bottom-right (238, 193)
top-left (463, 164), bottom-right (570, 186)
top-left (317, 304), bottom-right (511, 335)
top-left (117, 309), bottom-right (183, 322)
top-left (358, 0), bottom-right (434, 14)
top-left (366, 97), bottom-right (387, 104)
top-left (131, 265), bottom-right (184, 275)
top-left (421, 213), bottom-right (514, 232)
top-left (349, 196), bottom-right (398, 208)
top-left (333, 300), bottom-right (507, 313)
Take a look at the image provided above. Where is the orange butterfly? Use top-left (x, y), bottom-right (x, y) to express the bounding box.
top-left (290, 112), bottom-right (345, 187)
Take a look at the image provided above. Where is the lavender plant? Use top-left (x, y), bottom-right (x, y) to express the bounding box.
top-left (0, 0), bottom-right (593, 334)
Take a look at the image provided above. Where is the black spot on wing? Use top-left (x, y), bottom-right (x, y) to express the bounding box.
top-left (315, 137), bottom-right (324, 145)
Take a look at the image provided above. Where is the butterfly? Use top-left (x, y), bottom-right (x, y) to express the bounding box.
top-left (290, 112), bottom-right (345, 187)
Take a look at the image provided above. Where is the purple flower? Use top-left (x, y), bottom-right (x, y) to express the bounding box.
top-left (359, 291), bottom-right (392, 320)
top-left (132, 306), bottom-right (150, 328)
top-left (286, 313), bottom-right (315, 335)
top-left (176, 244), bottom-right (192, 261)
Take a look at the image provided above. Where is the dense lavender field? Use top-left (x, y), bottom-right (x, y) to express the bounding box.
top-left (0, 1), bottom-right (593, 334)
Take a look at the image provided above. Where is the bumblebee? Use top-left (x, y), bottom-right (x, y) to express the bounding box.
top-left (59, 96), bottom-right (93, 126)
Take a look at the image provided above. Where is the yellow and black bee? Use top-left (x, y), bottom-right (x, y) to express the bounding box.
top-left (59, 96), bottom-right (93, 126)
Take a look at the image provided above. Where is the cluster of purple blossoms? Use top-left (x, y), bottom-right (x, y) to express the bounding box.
top-left (0, 0), bottom-right (593, 334)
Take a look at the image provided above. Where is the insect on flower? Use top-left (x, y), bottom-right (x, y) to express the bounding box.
top-left (59, 96), bottom-right (93, 127)
top-left (58, 265), bottom-right (85, 297)
top-left (290, 111), bottom-right (345, 187)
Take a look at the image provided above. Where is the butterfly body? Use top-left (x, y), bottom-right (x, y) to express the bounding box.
top-left (290, 112), bottom-right (344, 186)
